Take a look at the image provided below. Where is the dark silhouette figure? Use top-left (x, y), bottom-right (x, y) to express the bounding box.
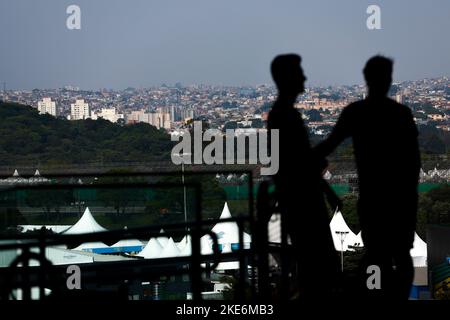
top-left (314, 56), bottom-right (421, 299)
top-left (267, 54), bottom-right (339, 298)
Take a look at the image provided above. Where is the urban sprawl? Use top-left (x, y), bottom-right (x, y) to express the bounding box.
top-left (2, 76), bottom-right (449, 136)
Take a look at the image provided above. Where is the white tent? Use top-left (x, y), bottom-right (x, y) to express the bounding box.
top-left (74, 241), bottom-right (110, 252)
top-left (177, 235), bottom-right (191, 252)
top-left (64, 207), bottom-right (108, 252)
top-left (111, 238), bottom-right (143, 251)
top-left (211, 202), bottom-right (252, 247)
top-left (28, 169), bottom-right (49, 184)
top-left (179, 236), bottom-right (192, 257)
top-left (138, 238), bottom-right (163, 259)
top-left (6, 169), bottom-right (27, 184)
top-left (419, 168), bottom-right (427, 178)
top-left (159, 237), bottom-right (180, 258)
top-left (157, 229), bottom-right (169, 247)
top-left (212, 203), bottom-right (239, 244)
top-left (412, 256), bottom-right (427, 268)
top-left (110, 226), bottom-right (143, 251)
top-left (200, 234), bottom-right (214, 255)
top-left (64, 207), bottom-right (107, 234)
top-left (410, 232), bottom-right (427, 258)
top-left (323, 170), bottom-right (332, 180)
top-left (354, 231), bottom-right (364, 247)
top-left (329, 210), bottom-right (359, 252)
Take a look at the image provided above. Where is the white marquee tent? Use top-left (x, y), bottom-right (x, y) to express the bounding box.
top-left (64, 207), bottom-right (109, 252)
top-left (410, 232), bottom-right (428, 267)
top-left (156, 229), bottom-right (169, 247)
top-left (158, 238), bottom-right (180, 259)
top-left (138, 237), bottom-right (164, 259)
top-left (64, 207), bottom-right (107, 235)
top-left (329, 210), bottom-right (359, 252)
top-left (211, 202), bottom-right (251, 248)
top-left (111, 238), bottom-right (143, 252)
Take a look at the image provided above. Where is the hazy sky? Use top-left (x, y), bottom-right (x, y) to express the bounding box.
top-left (1, 0), bottom-right (449, 90)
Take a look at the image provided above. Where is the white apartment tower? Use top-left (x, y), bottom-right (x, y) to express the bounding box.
top-left (37, 97), bottom-right (57, 116)
top-left (70, 99), bottom-right (91, 120)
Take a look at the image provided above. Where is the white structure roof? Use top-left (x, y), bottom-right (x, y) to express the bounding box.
top-left (156, 229), bottom-right (169, 247)
top-left (419, 168), bottom-right (427, 177)
top-left (201, 234), bottom-right (214, 255)
top-left (177, 235), bottom-right (191, 252)
top-left (354, 231), bottom-right (364, 247)
top-left (211, 202), bottom-right (251, 245)
top-left (111, 238), bottom-right (143, 249)
top-left (410, 232), bottom-right (427, 258)
top-left (329, 210), bottom-right (359, 252)
top-left (74, 242), bottom-right (109, 251)
top-left (29, 246), bottom-right (93, 266)
top-left (157, 237), bottom-right (169, 247)
top-left (179, 236), bottom-right (192, 257)
top-left (158, 237), bottom-right (180, 258)
top-left (63, 207), bottom-right (107, 235)
top-left (412, 256), bottom-right (427, 268)
top-left (138, 238), bottom-right (163, 259)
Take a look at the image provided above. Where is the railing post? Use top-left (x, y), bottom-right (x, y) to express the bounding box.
top-left (190, 183), bottom-right (203, 300)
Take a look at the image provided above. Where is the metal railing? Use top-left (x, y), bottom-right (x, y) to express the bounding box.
top-left (0, 169), bottom-right (269, 301)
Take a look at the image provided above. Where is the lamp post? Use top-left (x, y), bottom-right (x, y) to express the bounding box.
top-left (335, 231), bottom-right (349, 272)
top-left (180, 152), bottom-right (191, 243)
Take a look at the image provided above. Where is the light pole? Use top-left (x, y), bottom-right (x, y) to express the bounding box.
top-left (335, 231), bottom-right (349, 272)
top-left (180, 153), bottom-right (191, 243)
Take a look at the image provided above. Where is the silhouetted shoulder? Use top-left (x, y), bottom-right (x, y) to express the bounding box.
top-left (338, 100), bottom-right (364, 120)
top-left (387, 99), bottom-right (419, 136)
top-left (267, 105), bottom-right (303, 130)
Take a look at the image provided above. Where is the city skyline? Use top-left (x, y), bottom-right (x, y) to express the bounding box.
top-left (1, 74), bottom-right (449, 92)
top-left (1, 0), bottom-right (450, 90)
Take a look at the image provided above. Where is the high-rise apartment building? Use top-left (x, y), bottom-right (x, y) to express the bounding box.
top-left (37, 97), bottom-right (57, 116)
top-left (125, 109), bottom-right (171, 129)
top-left (70, 99), bottom-right (90, 120)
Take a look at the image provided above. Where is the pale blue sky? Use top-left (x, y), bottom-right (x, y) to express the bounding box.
top-left (1, 0), bottom-right (449, 89)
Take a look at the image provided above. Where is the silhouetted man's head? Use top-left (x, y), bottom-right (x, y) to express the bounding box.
top-left (271, 54), bottom-right (306, 98)
top-left (363, 55), bottom-right (393, 97)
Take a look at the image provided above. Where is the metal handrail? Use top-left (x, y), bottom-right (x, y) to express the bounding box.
top-left (0, 169), bottom-right (257, 301)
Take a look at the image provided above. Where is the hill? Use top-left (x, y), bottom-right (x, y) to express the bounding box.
top-left (0, 102), bottom-right (173, 167)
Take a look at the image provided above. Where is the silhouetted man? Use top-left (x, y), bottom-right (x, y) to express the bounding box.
top-left (267, 54), bottom-right (338, 298)
top-left (314, 56), bottom-right (421, 299)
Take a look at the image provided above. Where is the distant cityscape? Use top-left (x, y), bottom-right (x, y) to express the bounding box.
top-left (1, 76), bottom-right (449, 136)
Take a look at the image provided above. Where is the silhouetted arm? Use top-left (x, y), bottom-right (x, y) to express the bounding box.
top-left (314, 107), bottom-right (352, 158)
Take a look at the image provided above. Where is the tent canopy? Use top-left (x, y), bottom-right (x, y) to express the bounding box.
top-left (211, 202), bottom-right (251, 245)
top-left (410, 232), bottom-right (427, 258)
top-left (329, 210), bottom-right (359, 252)
top-left (138, 238), bottom-right (163, 259)
top-left (64, 207), bottom-right (107, 235)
